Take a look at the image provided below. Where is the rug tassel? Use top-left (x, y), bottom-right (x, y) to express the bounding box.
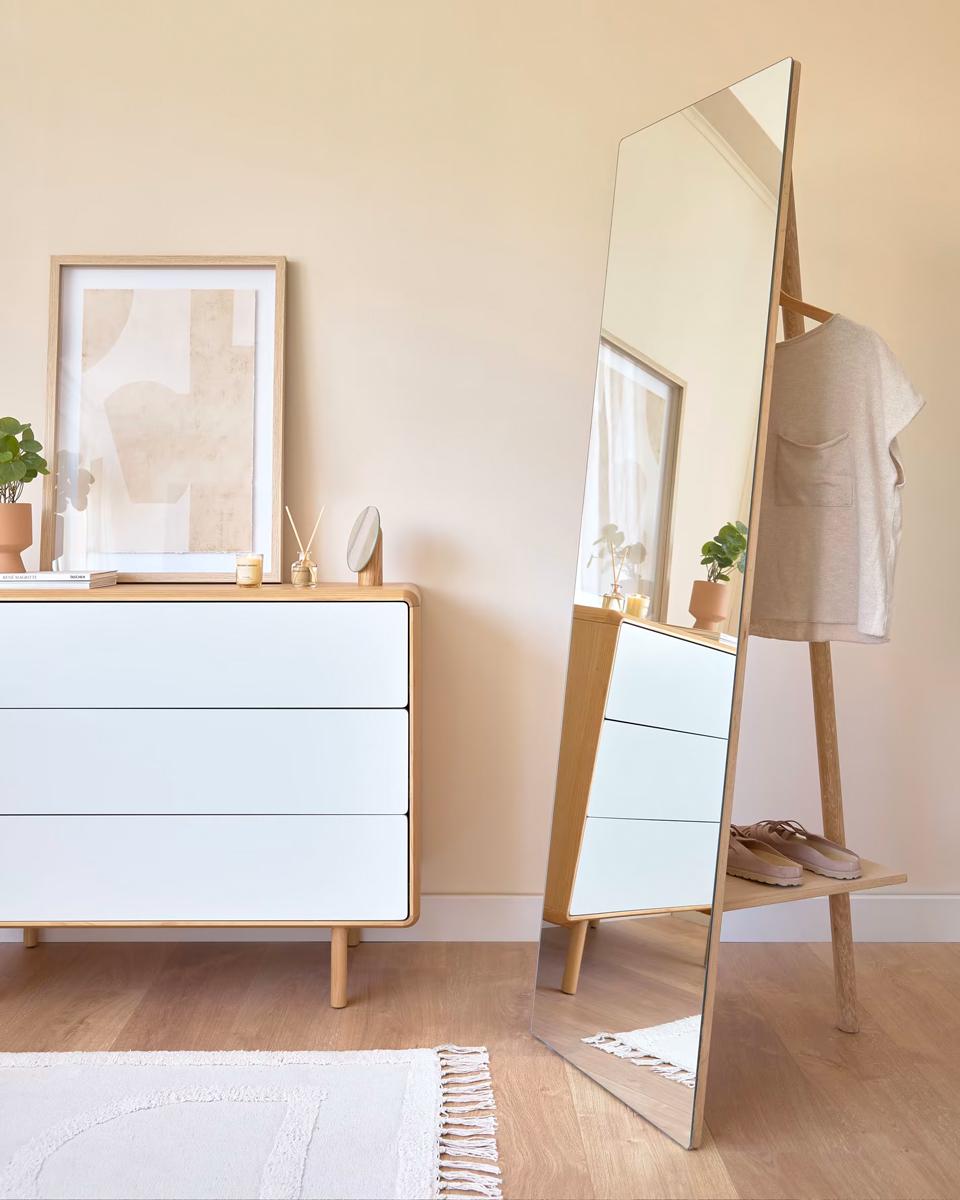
top-left (434, 1046), bottom-right (502, 1200)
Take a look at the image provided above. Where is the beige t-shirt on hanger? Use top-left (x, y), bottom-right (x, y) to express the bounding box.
top-left (750, 315), bottom-right (923, 643)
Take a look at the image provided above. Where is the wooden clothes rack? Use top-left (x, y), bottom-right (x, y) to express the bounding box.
top-left (777, 185), bottom-right (873, 1033)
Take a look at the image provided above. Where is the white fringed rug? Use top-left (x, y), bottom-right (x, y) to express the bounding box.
top-left (0, 1046), bottom-right (501, 1200)
top-left (583, 1014), bottom-right (702, 1088)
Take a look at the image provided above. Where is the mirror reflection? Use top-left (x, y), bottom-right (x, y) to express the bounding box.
top-left (532, 59), bottom-right (795, 1149)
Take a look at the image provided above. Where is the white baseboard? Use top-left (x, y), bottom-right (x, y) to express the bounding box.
top-left (0, 893), bottom-right (955, 944)
top-left (0, 894), bottom-right (544, 943)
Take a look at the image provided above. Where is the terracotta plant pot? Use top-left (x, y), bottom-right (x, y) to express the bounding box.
top-left (0, 503), bottom-right (33, 572)
top-left (689, 579), bottom-right (731, 632)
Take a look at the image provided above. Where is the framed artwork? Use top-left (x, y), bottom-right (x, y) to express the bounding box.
top-left (41, 256), bottom-right (286, 581)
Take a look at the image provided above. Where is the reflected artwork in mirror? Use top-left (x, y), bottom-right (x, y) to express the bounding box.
top-left (532, 59), bottom-right (799, 1149)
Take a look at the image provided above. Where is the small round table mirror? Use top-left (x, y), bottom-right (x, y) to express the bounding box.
top-left (347, 506), bottom-right (381, 572)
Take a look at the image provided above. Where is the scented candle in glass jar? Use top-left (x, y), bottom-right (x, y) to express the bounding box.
top-left (235, 553), bottom-right (264, 587)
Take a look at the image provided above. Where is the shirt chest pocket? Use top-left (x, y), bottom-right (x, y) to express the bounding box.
top-left (775, 432), bottom-right (853, 508)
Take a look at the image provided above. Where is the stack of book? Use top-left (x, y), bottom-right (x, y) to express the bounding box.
top-left (0, 570), bottom-right (118, 590)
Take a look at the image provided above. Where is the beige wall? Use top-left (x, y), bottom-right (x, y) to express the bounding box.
top-left (1, 1), bottom-right (955, 899)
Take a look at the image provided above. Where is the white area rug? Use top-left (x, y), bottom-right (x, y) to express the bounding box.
top-left (0, 1046), bottom-right (501, 1200)
top-left (583, 1014), bottom-right (702, 1088)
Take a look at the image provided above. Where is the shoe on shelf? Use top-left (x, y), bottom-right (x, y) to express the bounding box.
top-left (727, 826), bottom-right (803, 887)
top-left (741, 819), bottom-right (862, 880)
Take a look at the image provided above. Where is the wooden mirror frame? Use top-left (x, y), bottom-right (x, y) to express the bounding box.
top-left (531, 60), bottom-right (804, 1151)
top-left (687, 60), bottom-right (801, 1145)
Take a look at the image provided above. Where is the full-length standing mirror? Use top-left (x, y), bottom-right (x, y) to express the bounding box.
top-left (532, 59), bottom-right (799, 1149)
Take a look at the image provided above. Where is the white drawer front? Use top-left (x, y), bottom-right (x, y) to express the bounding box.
top-left (605, 622), bottom-right (735, 738)
top-left (0, 816), bottom-right (409, 922)
top-left (3, 601), bottom-right (409, 708)
top-left (587, 720), bottom-right (728, 822)
top-left (0, 710), bottom-right (408, 815)
top-left (570, 817), bottom-right (719, 917)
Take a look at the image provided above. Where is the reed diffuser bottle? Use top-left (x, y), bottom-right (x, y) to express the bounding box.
top-left (285, 503), bottom-right (325, 588)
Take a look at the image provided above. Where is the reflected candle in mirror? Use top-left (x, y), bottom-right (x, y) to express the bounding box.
top-left (626, 593), bottom-right (651, 619)
top-left (235, 553), bottom-right (263, 587)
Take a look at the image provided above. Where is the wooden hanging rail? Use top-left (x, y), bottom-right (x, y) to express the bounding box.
top-left (779, 288), bottom-right (834, 324)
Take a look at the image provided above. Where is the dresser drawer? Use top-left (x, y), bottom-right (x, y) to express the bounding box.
top-left (0, 709), bottom-right (409, 815)
top-left (587, 720), bottom-right (728, 822)
top-left (569, 817), bottom-right (720, 917)
top-left (0, 816), bottom-right (409, 922)
top-left (604, 622), bottom-right (735, 738)
top-left (2, 601), bottom-right (409, 708)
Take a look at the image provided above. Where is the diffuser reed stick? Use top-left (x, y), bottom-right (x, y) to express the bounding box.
top-left (303, 505), bottom-right (326, 556)
top-left (285, 505), bottom-right (306, 557)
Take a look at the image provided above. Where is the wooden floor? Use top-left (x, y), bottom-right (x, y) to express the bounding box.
top-left (1, 939), bottom-right (958, 1199)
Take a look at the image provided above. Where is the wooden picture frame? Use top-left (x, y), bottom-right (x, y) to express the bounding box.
top-left (42, 255), bottom-right (286, 582)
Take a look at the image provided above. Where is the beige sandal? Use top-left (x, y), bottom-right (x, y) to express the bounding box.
top-left (727, 826), bottom-right (803, 886)
top-left (740, 819), bottom-right (862, 880)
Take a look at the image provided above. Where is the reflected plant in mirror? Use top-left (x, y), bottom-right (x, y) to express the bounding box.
top-left (700, 521), bottom-right (748, 584)
top-left (587, 523), bottom-right (645, 611)
top-left (532, 57), bottom-right (798, 1150)
top-left (690, 520), bottom-right (748, 633)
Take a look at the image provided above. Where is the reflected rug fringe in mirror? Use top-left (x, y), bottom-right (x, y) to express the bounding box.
top-left (583, 1014), bottom-right (701, 1088)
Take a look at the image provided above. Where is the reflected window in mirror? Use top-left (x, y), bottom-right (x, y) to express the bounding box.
top-left (577, 340), bottom-right (681, 622)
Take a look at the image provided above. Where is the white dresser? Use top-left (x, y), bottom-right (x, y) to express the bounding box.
top-left (0, 583), bottom-right (420, 1007)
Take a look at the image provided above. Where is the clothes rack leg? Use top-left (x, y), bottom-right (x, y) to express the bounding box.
top-left (810, 640), bottom-right (859, 1033)
top-left (783, 177), bottom-right (859, 1034)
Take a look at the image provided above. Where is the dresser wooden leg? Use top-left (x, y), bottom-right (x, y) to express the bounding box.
top-left (23, 927), bottom-right (39, 949)
top-left (561, 920), bottom-right (589, 995)
top-left (330, 927), bottom-right (349, 1008)
top-left (348, 927), bottom-right (361, 948)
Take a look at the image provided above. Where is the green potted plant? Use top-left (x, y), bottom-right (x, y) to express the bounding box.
top-left (689, 520), bottom-right (747, 632)
top-left (588, 523), bottom-right (646, 611)
top-left (0, 417), bottom-right (49, 572)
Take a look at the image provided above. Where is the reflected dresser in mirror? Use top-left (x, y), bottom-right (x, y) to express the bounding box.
top-left (543, 606), bottom-right (734, 995)
top-left (532, 58), bottom-right (799, 1148)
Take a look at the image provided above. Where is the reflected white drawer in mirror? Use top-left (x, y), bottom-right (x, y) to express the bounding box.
top-left (0, 584), bottom-right (421, 1010)
top-left (545, 608), bottom-right (735, 925)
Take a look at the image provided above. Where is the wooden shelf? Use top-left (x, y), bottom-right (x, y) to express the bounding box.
top-left (723, 858), bottom-right (906, 911)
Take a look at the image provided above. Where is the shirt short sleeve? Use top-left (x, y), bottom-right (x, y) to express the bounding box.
top-left (878, 336), bottom-right (924, 442)
top-left (877, 335), bottom-right (924, 486)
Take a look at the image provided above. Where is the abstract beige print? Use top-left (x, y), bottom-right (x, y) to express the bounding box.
top-left (80, 288), bottom-right (256, 553)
